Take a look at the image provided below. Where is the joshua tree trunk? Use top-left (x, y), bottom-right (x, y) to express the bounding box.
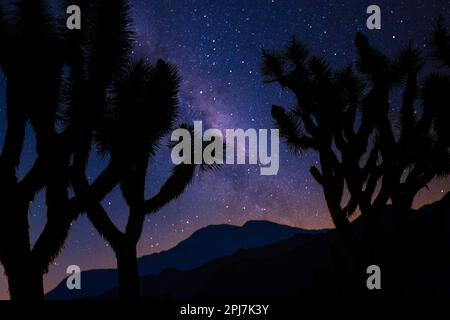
top-left (7, 264), bottom-right (44, 300)
top-left (325, 190), bottom-right (362, 255)
top-left (0, 195), bottom-right (45, 300)
top-left (116, 243), bottom-right (140, 300)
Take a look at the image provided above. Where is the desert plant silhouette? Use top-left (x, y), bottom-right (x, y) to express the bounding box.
top-left (263, 19), bottom-right (450, 257)
top-left (0, 0), bottom-right (202, 300)
top-left (0, 0), bottom-right (69, 300)
top-left (70, 60), bottom-right (218, 300)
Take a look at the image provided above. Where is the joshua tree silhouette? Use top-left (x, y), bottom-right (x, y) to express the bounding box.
top-left (0, 0), bottom-right (69, 300)
top-left (263, 19), bottom-right (450, 254)
top-left (70, 60), bottom-right (215, 300)
top-left (0, 0), bottom-right (203, 300)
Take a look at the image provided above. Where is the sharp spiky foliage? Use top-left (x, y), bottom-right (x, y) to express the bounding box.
top-left (86, 0), bottom-right (133, 83)
top-left (264, 18), bottom-right (450, 253)
top-left (14, 0), bottom-right (57, 41)
top-left (0, 0), bottom-right (12, 69)
top-left (428, 16), bottom-right (450, 67)
top-left (95, 59), bottom-right (180, 162)
top-left (354, 32), bottom-right (391, 82)
top-left (396, 43), bottom-right (423, 75)
top-left (271, 105), bottom-right (315, 154)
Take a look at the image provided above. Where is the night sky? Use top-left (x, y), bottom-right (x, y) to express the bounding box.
top-left (0, 0), bottom-right (449, 299)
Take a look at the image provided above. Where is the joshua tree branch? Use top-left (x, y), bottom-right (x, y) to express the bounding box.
top-left (0, 104), bottom-right (26, 174)
top-left (71, 171), bottom-right (124, 250)
top-left (17, 157), bottom-right (47, 203)
top-left (342, 195), bottom-right (359, 217)
top-left (125, 155), bottom-right (149, 244)
top-left (310, 166), bottom-right (323, 185)
top-left (17, 127), bottom-right (85, 204)
top-left (399, 72), bottom-right (418, 141)
top-left (144, 164), bottom-right (197, 215)
top-left (301, 112), bottom-right (319, 138)
top-left (31, 163), bottom-right (119, 270)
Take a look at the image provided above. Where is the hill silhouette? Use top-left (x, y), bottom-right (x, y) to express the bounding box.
top-left (46, 220), bottom-right (313, 299)
top-left (97, 193), bottom-right (450, 302)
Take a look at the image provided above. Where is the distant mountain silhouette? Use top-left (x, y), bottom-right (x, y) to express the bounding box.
top-left (99, 192), bottom-right (450, 302)
top-left (46, 220), bottom-right (312, 300)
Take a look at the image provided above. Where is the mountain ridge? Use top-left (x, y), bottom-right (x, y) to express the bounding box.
top-left (47, 219), bottom-right (315, 300)
top-left (100, 193), bottom-right (450, 301)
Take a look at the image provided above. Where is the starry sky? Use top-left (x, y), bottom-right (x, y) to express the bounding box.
top-left (0, 0), bottom-right (449, 299)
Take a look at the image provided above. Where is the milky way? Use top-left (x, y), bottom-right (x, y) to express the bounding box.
top-left (0, 0), bottom-right (449, 299)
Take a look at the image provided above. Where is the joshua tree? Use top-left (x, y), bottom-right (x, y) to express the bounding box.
top-left (263, 20), bottom-right (450, 253)
top-left (0, 0), bottom-right (196, 300)
top-left (0, 0), bottom-right (70, 299)
top-left (70, 60), bottom-right (213, 299)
